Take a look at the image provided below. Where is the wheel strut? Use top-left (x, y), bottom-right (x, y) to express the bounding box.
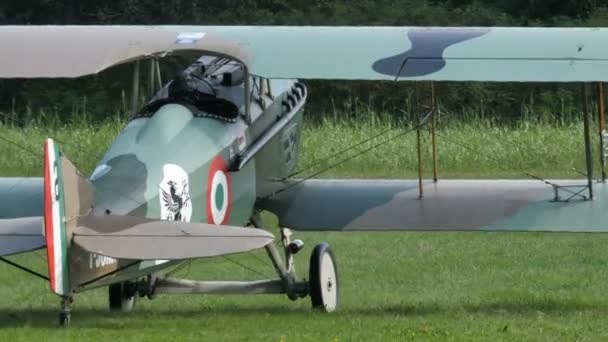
top-left (59, 296), bottom-right (72, 327)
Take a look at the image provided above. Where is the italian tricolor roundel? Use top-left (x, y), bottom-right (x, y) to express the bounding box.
top-left (206, 156), bottom-right (232, 225)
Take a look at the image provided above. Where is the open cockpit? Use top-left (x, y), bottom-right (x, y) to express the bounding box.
top-left (134, 56), bottom-right (246, 122)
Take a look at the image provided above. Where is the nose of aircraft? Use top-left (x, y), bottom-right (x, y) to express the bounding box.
top-left (89, 103), bottom-right (253, 224)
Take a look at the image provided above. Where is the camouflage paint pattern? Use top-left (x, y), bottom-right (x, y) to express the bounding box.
top-left (259, 179), bottom-right (608, 232)
top-left (3, 26), bottom-right (608, 82)
top-left (157, 26), bottom-right (608, 82)
top-left (2, 26), bottom-right (608, 295)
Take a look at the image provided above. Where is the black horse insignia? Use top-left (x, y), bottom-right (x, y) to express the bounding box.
top-left (161, 180), bottom-right (190, 221)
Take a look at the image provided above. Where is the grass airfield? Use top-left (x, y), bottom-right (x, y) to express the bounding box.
top-left (3, 231), bottom-right (608, 341)
top-left (1, 119), bottom-right (608, 340)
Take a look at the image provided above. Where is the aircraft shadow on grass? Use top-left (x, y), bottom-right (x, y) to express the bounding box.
top-left (0, 299), bottom-right (605, 328)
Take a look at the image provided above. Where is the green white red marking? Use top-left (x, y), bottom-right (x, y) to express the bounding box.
top-left (206, 156), bottom-right (232, 225)
top-left (43, 139), bottom-right (70, 296)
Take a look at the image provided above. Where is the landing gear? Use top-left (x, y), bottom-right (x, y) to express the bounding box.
top-left (59, 296), bottom-right (72, 327)
top-left (309, 243), bottom-right (338, 312)
top-left (250, 213), bottom-right (339, 312)
top-left (109, 281), bottom-right (137, 312)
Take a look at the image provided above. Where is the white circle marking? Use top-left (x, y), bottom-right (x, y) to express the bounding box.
top-left (210, 170), bottom-right (228, 224)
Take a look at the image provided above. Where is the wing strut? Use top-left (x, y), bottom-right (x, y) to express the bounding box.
top-left (583, 83), bottom-right (594, 199)
top-left (0, 256), bottom-right (49, 281)
top-left (130, 60), bottom-right (140, 117)
top-left (77, 261), bottom-right (140, 288)
top-left (598, 82), bottom-right (607, 182)
top-left (431, 82), bottom-right (439, 183)
top-left (415, 82), bottom-right (424, 199)
top-left (413, 82), bottom-right (440, 198)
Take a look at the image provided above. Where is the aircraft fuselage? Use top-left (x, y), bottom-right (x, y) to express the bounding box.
top-left (71, 58), bottom-right (306, 290)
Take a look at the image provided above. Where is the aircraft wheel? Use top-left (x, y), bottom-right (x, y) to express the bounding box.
top-left (109, 281), bottom-right (137, 312)
top-left (309, 243), bottom-right (338, 312)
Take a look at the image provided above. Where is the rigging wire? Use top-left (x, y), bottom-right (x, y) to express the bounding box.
top-left (288, 125), bottom-right (399, 178)
top-left (0, 132), bottom-right (39, 157)
top-left (166, 253), bottom-right (271, 280)
top-left (0, 257), bottom-right (48, 281)
top-left (434, 107), bottom-right (594, 191)
top-left (269, 112), bottom-right (432, 197)
top-left (247, 246), bottom-right (276, 270)
top-left (0, 111), bottom-right (148, 207)
top-left (222, 254), bottom-right (272, 279)
top-left (434, 128), bottom-right (588, 199)
top-left (447, 119), bottom-right (584, 178)
top-left (0, 112), bottom-right (148, 209)
top-left (165, 259), bottom-right (194, 278)
top-left (0, 111), bottom-right (89, 162)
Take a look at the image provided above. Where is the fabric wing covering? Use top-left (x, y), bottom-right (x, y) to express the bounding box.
top-left (0, 217), bottom-right (45, 257)
top-left (2, 25), bottom-right (608, 82)
top-left (0, 26), bottom-right (249, 78)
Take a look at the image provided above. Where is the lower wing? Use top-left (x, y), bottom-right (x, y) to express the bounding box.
top-left (0, 177), bottom-right (43, 219)
top-left (258, 179), bottom-right (604, 232)
top-left (0, 217), bottom-right (45, 256)
top-left (0, 178), bottom-right (45, 256)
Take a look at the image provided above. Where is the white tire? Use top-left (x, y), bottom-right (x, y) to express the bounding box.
top-left (309, 243), bottom-right (338, 312)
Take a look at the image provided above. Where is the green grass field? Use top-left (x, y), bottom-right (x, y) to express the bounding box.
top-left (1, 119), bottom-right (607, 341)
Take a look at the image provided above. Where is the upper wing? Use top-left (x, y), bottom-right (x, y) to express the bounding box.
top-left (0, 26), bottom-right (249, 78)
top-left (258, 179), bottom-right (608, 232)
top-left (2, 26), bottom-right (608, 82)
top-left (167, 26), bottom-right (608, 82)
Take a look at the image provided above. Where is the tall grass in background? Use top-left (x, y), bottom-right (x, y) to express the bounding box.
top-left (0, 107), bottom-right (602, 180)
top-left (300, 102), bottom-right (601, 179)
top-left (0, 116), bottom-right (124, 177)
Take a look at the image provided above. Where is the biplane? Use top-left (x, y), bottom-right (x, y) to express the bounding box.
top-left (1, 26), bottom-right (608, 326)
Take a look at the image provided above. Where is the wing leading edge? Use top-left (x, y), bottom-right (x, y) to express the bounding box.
top-left (0, 26), bottom-right (249, 78)
top-left (2, 26), bottom-right (608, 82)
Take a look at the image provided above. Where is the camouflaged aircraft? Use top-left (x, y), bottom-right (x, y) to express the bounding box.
top-left (2, 26), bottom-right (608, 326)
